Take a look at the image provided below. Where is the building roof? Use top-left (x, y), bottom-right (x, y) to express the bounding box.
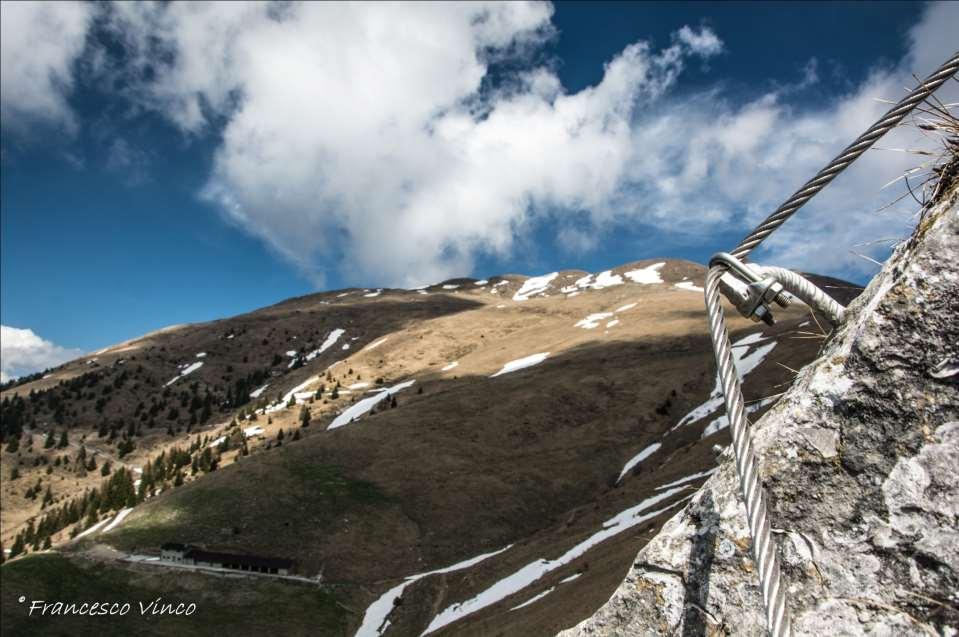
top-left (183, 548), bottom-right (293, 570)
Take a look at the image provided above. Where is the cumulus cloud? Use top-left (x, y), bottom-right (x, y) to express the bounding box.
top-left (102, 1), bottom-right (725, 286)
top-left (4, 1), bottom-right (956, 285)
top-left (0, 325), bottom-right (83, 383)
top-left (618, 1), bottom-right (958, 276)
top-left (0, 0), bottom-right (93, 135)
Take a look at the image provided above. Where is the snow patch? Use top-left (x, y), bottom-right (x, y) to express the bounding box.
top-left (674, 281), bottom-right (704, 293)
top-left (441, 362), bottom-right (459, 372)
top-left (624, 262), bottom-right (665, 284)
top-left (617, 442), bottom-right (662, 483)
top-left (328, 380), bottom-right (415, 430)
top-left (249, 383), bottom-right (270, 399)
top-left (423, 487), bottom-right (691, 634)
top-left (356, 545), bottom-right (512, 637)
top-left (655, 469), bottom-right (717, 491)
top-left (305, 328), bottom-right (345, 362)
top-left (490, 353), bottom-right (549, 378)
top-left (575, 312), bottom-right (614, 330)
top-left (165, 361), bottom-right (203, 386)
top-left (103, 508), bottom-right (133, 533)
top-left (513, 273), bottom-right (558, 301)
top-left (672, 334), bottom-right (777, 431)
top-left (195, 352), bottom-right (206, 358)
top-left (510, 587), bottom-right (554, 611)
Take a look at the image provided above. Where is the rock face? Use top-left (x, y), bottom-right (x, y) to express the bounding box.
top-left (560, 179), bottom-right (959, 636)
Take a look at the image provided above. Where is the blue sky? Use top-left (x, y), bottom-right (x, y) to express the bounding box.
top-left (1, 1), bottom-right (956, 379)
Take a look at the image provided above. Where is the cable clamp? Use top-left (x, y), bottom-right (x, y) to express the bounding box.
top-left (709, 252), bottom-right (789, 325)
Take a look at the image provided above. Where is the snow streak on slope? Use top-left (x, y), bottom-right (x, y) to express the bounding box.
top-left (422, 485), bottom-right (691, 635)
top-left (510, 588), bottom-right (554, 611)
top-left (355, 545), bottom-right (513, 637)
top-left (490, 353), bottom-right (550, 378)
top-left (75, 517), bottom-right (110, 539)
top-left (574, 270), bottom-right (624, 290)
top-left (674, 281), bottom-right (704, 293)
top-left (513, 273), bottom-right (558, 301)
top-left (701, 395), bottom-right (780, 438)
top-left (654, 468), bottom-right (717, 491)
top-left (249, 383), bottom-right (270, 398)
top-left (164, 361), bottom-right (204, 386)
top-left (671, 333), bottom-right (777, 430)
top-left (623, 262), bottom-right (665, 284)
top-left (305, 328), bottom-right (345, 361)
top-left (328, 380), bottom-right (415, 430)
top-left (103, 508), bottom-right (133, 533)
top-left (575, 313), bottom-right (614, 330)
top-left (616, 442), bottom-right (662, 483)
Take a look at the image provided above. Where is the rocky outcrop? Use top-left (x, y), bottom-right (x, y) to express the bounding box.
top-left (560, 178), bottom-right (959, 636)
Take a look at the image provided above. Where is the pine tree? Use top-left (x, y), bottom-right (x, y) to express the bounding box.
top-left (9, 533), bottom-right (25, 559)
top-left (57, 430), bottom-right (69, 449)
top-left (101, 461), bottom-right (112, 477)
top-left (44, 431), bottom-right (55, 449)
top-left (390, 395), bottom-right (397, 408)
top-left (10, 466), bottom-right (19, 481)
top-left (299, 406), bottom-right (311, 428)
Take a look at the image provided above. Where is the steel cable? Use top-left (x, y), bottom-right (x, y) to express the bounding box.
top-left (702, 51), bottom-right (958, 637)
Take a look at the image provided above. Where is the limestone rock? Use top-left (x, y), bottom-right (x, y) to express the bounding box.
top-left (560, 179), bottom-right (959, 636)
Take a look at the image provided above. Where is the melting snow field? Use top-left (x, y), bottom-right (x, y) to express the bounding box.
top-left (624, 262), bottom-right (665, 284)
top-left (490, 353), bottom-right (550, 378)
top-left (355, 546), bottom-right (512, 637)
top-left (422, 485), bottom-right (691, 635)
top-left (328, 380), bottom-right (415, 429)
top-left (513, 273), bottom-right (558, 301)
top-left (249, 383), bottom-right (270, 399)
top-left (164, 361), bottom-right (204, 386)
top-left (243, 426), bottom-right (265, 438)
top-left (671, 333), bottom-right (776, 431)
top-left (364, 289), bottom-right (383, 298)
top-left (441, 361), bottom-right (459, 371)
top-left (616, 442), bottom-right (662, 483)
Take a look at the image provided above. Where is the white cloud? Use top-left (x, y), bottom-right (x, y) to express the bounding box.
top-left (676, 24), bottom-right (723, 57)
top-left (0, 0), bottom-right (93, 134)
top-left (615, 1), bottom-right (958, 277)
top-left (103, 2), bottom-right (722, 286)
top-left (4, 1), bottom-right (956, 286)
top-left (0, 325), bottom-right (83, 383)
